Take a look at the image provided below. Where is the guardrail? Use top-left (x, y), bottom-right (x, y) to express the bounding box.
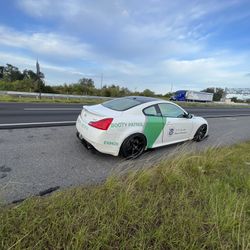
top-left (0, 91), bottom-right (112, 100)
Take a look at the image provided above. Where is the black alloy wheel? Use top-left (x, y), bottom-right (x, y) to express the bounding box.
top-left (120, 134), bottom-right (146, 159)
top-left (193, 124), bottom-right (207, 142)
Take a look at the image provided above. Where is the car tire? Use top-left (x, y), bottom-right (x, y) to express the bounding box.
top-left (120, 133), bottom-right (147, 159)
top-left (193, 124), bottom-right (207, 142)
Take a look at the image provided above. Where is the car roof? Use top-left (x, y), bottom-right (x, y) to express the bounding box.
top-left (125, 96), bottom-right (162, 103)
top-left (100, 96), bottom-right (185, 113)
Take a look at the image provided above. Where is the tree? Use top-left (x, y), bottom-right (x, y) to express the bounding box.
top-left (231, 97), bottom-right (238, 103)
top-left (34, 79), bottom-right (45, 93)
top-left (120, 87), bottom-right (131, 96)
top-left (109, 85), bottom-right (121, 97)
top-left (2, 64), bottom-right (23, 82)
top-left (101, 85), bottom-right (120, 97)
top-left (23, 69), bottom-right (37, 80)
top-left (101, 85), bottom-right (111, 97)
top-left (0, 63), bottom-right (48, 94)
top-left (78, 78), bottom-right (95, 95)
top-left (164, 92), bottom-right (174, 99)
top-left (141, 89), bottom-right (155, 97)
top-left (202, 87), bottom-right (225, 101)
top-left (0, 66), bottom-right (4, 79)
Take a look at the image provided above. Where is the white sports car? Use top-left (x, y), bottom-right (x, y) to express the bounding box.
top-left (76, 96), bottom-right (208, 158)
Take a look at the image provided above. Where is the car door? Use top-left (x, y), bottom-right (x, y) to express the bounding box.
top-left (158, 103), bottom-right (193, 144)
top-left (143, 105), bottom-right (165, 148)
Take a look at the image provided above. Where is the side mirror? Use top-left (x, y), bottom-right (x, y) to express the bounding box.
top-left (183, 113), bottom-right (193, 119)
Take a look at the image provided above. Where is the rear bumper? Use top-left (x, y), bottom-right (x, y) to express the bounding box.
top-left (76, 115), bottom-right (120, 156)
top-left (76, 131), bottom-right (93, 149)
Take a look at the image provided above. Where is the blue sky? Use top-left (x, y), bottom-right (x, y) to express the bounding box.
top-left (0, 0), bottom-right (250, 93)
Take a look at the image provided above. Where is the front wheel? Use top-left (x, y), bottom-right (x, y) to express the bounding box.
top-left (120, 134), bottom-right (147, 159)
top-left (193, 124), bottom-right (207, 142)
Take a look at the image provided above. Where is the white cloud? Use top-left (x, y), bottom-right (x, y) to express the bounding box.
top-left (15, 0), bottom-right (220, 62)
top-left (16, 0), bottom-right (245, 64)
top-left (0, 0), bottom-right (248, 92)
top-left (0, 26), bottom-right (92, 59)
top-left (156, 57), bottom-right (250, 90)
top-left (17, 0), bottom-right (59, 18)
top-left (0, 52), bottom-right (93, 83)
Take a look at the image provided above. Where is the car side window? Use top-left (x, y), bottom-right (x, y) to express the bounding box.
top-left (143, 105), bottom-right (160, 116)
top-left (158, 103), bottom-right (185, 118)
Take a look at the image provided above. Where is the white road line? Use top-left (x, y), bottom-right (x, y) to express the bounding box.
top-left (24, 108), bottom-right (81, 111)
top-left (205, 114), bottom-right (250, 117)
top-left (225, 117), bottom-right (237, 120)
top-left (0, 121), bottom-right (75, 127)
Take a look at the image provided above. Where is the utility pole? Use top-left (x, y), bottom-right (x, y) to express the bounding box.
top-left (170, 83), bottom-right (173, 93)
top-left (36, 59), bottom-right (41, 99)
top-left (100, 73), bottom-right (103, 89)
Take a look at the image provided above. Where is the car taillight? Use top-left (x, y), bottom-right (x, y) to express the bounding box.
top-left (88, 118), bottom-right (113, 130)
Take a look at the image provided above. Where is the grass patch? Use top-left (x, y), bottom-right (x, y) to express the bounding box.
top-left (175, 101), bottom-right (250, 108)
top-left (1, 94), bottom-right (249, 107)
top-left (1, 143), bottom-right (250, 249)
top-left (0, 95), bottom-right (103, 105)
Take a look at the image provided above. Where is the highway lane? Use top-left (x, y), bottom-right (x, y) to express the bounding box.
top-left (1, 102), bottom-right (250, 128)
top-left (0, 102), bottom-right (82, 125)
top-left (0, 116), bottom-right (250, 204)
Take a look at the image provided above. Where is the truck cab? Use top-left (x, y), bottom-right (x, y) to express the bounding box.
top-left (170, 90), bottom-right (187, 101)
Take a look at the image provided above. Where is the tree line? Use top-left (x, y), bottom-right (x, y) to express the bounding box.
top-left (0, 63), bottom-right (235, 101)
top-left (0, 63), bottom-right (160, 97)
top-left (0, 64), bottom-right (53, 93)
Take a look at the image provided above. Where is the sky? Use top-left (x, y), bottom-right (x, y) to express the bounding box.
top-left (0, 0), bottom-right (250, 93)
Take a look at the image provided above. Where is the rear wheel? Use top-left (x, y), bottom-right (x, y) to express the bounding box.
top-left (193, 124), bottom-right (207, 142)
top-left (120, 134), bottom-right (147, 159)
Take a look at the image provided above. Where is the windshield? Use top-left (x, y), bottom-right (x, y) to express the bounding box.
top-left (102, 98), bottom-right (141, 111)
top-left (175, 90), bottom-right (185, 95)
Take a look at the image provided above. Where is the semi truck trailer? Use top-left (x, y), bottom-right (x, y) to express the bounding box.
top-left (171, 90), bottom-right (213, 102)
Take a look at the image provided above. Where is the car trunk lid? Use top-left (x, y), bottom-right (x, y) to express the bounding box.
top-left (81, 104), bottom-right (122, 123)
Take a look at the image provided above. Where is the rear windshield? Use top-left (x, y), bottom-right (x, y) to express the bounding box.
top-left (102, 98), bottom-right (141, 111)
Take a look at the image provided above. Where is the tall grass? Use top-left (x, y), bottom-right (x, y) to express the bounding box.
top-left (175, 101), bottom-right (250, 108)
top-left (1, 95), bottom-right (249, 107)
top-left (0, 95), bottom-right (103, 104)
top-left (1, 142), bottom-right (250, 249)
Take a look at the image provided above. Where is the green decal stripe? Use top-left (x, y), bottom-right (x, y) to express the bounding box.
top-left (143, 116), bottom-right (166, 148)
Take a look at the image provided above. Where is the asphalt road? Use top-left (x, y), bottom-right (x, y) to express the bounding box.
top-left (0, 102), bottom-right (250, 129)
top-left (0, 103), bottom-right (82, 126)
top-left (1, 116), bottom-right (250, 204)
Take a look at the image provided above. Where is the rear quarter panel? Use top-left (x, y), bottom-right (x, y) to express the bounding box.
top-left (107, 113), bottom-right (146, 147)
